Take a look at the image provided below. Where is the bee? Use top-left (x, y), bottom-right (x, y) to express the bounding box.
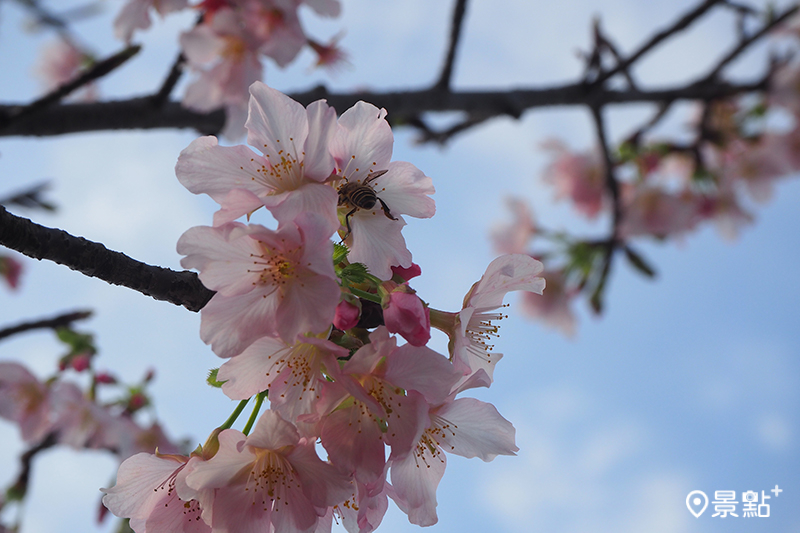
top-left (337, 169), bottom-right (397, 239)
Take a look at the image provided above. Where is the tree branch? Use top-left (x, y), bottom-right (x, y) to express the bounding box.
top-left (0, 310), bottom-right (93, 341)
top-left (0, 78), bottom-right (770, 138)
top-left (434, 0), bottom-right (469, 91)
top-left (0, 45), bottom-right (141, 129)
top-left (0, 206), bottom-right (214, 312)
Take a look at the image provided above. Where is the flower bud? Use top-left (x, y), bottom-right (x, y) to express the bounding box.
top-left (334, 296), bottom-right (361, 330)
top-left (382, 284), bottom-right (430, 346)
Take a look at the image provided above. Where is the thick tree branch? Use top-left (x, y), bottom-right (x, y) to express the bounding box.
top-left (0, 78), bottom-right (770, 137)
top-left (0, 310), bottom-right (93, 341)
top-left (0, 206), bottom-right (214, 312)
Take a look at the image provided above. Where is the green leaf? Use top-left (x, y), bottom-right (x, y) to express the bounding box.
top-left (341, 263), bottom-right (370, 284)
top-left (333, 242), bottom-right (349, 264)
top-left (624, 245), bottom-right (657, 278)
top-left (207, 368), bottom-right (226, 388)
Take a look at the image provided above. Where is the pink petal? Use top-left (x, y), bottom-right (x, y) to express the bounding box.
top-left (247, 82), bottom-right (309, 163)
top-left (435, 398), bottom-right (518, 461)
top-left (378, 161), bottom-right (435, 218)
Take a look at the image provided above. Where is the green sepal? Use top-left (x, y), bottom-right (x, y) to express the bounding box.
top-left (624, 245), bottom-right (657, 278)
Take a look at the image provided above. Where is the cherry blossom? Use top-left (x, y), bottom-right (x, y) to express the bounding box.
top-left (519, 268), bottom-right (577, 337)
top-left (33, 39), bottom-right (96, 101)
top-left (330, 101), bottom-right (436, 280)
top-left (101, 452), bottom-right (209, 533)
top-left (0, 362), bottom-right (52, 444)
top-left (542, 139), bottom-right (606, 219)
top-left (178, 216), bottom-right (340, 356)
top-left (184, 410), bottom-right (352, 533)
top-left (317, 328), bottom-right (459, 493)
top-left (389, 393), bottom-right (517, 526)
top-left (114, 0), bottom-right (188, 43)
top-left (178, 82), bottom-right (339, 231)
top-left (217, 334), bottom-right (347, 427)
top-left (430, 254), bottom-right (545, 380)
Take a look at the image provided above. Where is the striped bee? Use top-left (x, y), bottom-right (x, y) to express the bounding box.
top-left (337, 169), bottom-right (397, 238)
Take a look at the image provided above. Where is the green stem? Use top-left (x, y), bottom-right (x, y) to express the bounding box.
top-left (349, 286), bottom-right (382, 304)
top-left (242, 391), bottom-right (267, 435)
top-left (220, 399), bottom-right (249, 430)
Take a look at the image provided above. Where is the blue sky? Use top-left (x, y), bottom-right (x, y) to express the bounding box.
top-left (0, 0), bottom-right (798, 532)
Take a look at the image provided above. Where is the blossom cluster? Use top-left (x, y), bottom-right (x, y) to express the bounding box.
top-left (494, 24), bottom-right (800, 336)
top-left (0, 354), bottom-right (181, 493)
top-left (113, 0), bottom-right (346, 137)
top-left (100, 81), bottom-right (546, 532)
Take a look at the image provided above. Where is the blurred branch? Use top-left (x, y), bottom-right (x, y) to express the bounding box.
top-left (700, 4), bottom-right (797, 81)
top-left (0, 45), bottom-right (141, 129)
top-left (150, 52), bottom-right (186, 108)
top-left (0, 310), bottom-right (93, 341)
top-left (0, 206), bottom-right (215, 312)
top-left (0, 182), bottom-right (56, 211)
top-left (434, 0), bottom-right (469, 91)
top-left (0, 78), bottom-right (771, 137)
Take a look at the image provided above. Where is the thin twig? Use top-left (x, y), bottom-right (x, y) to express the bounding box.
top-left (435, 0), bottom-right (469, 91)
top-left (0, 310), bottom-right (93, 341)
top-left (150, 53), bottom-right (186, 108)
top-left (588, 105), bottom-right (621, 313)
top-left (0, 206), bottom-right (214, 312)
top-left (590, 0), bottom-right (723, 87)
top-left (701, 4), bottom-right (799, 82)
top-left (0, 182), bottom-right (56, 211)
top-left (0, 45), bottom-right (141, 129)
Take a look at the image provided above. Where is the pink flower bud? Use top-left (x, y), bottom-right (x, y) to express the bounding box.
top-left (334, 298), bottom-right (361, 330)
top-left (391, 263), bottom-right (422, 282)
top-left (94, 372), bottom-right (117, 385)
top-left (383, 286), bottom-right (430, 346)
top-left (0, 256), bottom-right (23, 290)
top-left (70, 352), bottom-right (92, 372)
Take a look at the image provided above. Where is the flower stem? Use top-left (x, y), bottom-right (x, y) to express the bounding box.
top-left (242, 391), bottom-right (267, 435)
top-left (220, 399), bottom-right (249, 431)
top-left (349, 286), bottom-right (382, 304)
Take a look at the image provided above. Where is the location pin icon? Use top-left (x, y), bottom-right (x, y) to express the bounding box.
top-left (686, 490), bottom-right (708, 518)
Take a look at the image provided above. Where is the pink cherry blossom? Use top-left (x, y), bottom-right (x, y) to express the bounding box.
top-left (330, 101), bottom-right (435, 280)
top-left (490, 196), bottom-right (536, 255)
top-left (184, 410), bottom-right (352, 533)
top-left (177, 215), bottom-right (340, 356)
top-left (114, 0), bottom-right (188, 43)
top-left (318, 328), bottom-right (459, 492)
top-left (33, 39), bottom-right (96, 101)
top-left (542, 139), bottom-right (607, 219)
top-left (101, 452), bottom-right (209, 533)
top-left (180, 7), bottom-right (264, 140)
top-left (519, 268), bottom-right (577, 337)
top-left (177, 82), bottom-right (339, 231)
top-left (330, 480), bottom-right (389, 533)
top-left (49, 381), bottom-right (118, 450)
top-left (0, 362), bottom-right (52, 443)
top-left (431, 254), bottom-right (545, 380)
top-left (388, 394), bottom-right (517, 526)
top-left (217, 334), bottom-right (347, 426)
top-left (618, 184), bottom-right (699, 239)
